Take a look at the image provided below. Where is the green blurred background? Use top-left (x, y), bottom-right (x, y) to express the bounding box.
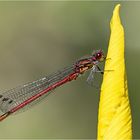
top-left (0, 1), bottom-right (139, 139)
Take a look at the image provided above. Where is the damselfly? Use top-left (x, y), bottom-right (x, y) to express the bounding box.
top-left (0, 49), bottom-right (105, 121)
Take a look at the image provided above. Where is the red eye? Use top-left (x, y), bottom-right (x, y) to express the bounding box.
top-left (92, 50), bottom-right (104, 61)
top-left (96, 53), bottom-right (101, 59)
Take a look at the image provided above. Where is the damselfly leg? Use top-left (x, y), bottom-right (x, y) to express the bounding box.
top-left (86, 64), bottom-right (113, 87)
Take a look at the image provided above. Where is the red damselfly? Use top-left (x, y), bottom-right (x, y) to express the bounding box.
top-left (0, 49), bottom-right (105, 121)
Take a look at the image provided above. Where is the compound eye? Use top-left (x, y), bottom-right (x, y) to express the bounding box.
top-left (96, 52), bottom-right (102, 59)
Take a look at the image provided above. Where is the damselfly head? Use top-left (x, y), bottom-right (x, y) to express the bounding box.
top-left (92, 49), bottom-right (105, 62)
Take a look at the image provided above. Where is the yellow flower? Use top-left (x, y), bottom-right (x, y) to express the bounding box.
top-left (97, 4), bottom-right (132, 140)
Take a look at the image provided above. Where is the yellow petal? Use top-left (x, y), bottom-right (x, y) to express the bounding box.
top-left (97, 4), bottom-right (132, 140)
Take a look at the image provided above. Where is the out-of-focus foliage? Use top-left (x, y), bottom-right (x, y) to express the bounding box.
top-left (0, 1), bottom-right (139, 139)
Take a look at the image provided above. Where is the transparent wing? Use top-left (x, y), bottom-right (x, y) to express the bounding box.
top-left (0, 66), bottom-right (75, 114)
top-left (86, 65), bottom-right (102, 89)
top-left (86, 65), bottom-right (97, 86)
